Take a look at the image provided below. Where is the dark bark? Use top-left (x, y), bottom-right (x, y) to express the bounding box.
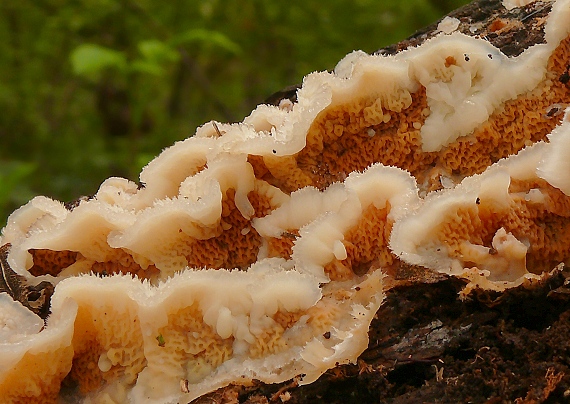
top-left (377, 0), bottom-right (552, 57)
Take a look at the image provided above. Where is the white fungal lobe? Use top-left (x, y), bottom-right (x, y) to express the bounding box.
top-left (437, 16), bottom-right (461, 34)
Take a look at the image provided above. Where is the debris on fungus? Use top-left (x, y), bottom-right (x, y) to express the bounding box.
top-left (0, 0), bottom-right (569, 402)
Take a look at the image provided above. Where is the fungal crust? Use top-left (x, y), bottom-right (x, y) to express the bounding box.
top-left (1, 0), bottom-right (570, 402)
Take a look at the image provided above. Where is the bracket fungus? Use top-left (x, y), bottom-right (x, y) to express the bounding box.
top-left (1, 0), bottom-right (570, 402)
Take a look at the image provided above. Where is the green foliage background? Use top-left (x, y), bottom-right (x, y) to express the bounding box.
top-left (0, 0), bottom-right (469, 225)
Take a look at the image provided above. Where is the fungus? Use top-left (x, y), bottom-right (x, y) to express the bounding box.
top-left (25, 261), bottom-right (381, 403)
top-left (537, 108), bottom-right (570, 195)
top-left (0, 0), bottom-right (569, 402)
top-left (391, 113), bottom-right (570, 292)
top-left (0, 293), bottom-right (76, 403)
top-left (437, 17), bottom-right (461, 34)
top-left (254, 164), bottom-right (419, 281)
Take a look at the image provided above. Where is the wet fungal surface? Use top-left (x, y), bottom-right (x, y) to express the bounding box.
top-left (203, 268), bottom-right (570, 403)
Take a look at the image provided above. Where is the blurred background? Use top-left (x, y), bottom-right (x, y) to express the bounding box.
top-left (0, 0), bottom-right (469, 225)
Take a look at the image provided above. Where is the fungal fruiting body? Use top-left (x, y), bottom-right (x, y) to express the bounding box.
top-left (51, 264), bottom-right (382, 403)
top-left (391, 121), bottom-right (570, 294)
top-left (1, 0), bottom-right (570, 402)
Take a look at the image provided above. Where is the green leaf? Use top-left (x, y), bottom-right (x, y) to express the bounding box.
top-left (138, 40), bottom-right (180, 63)
top-left (131, 59), bottom-right (164, 76)
top-left (70, 44), bottom-right (127, 76)
top-left (156, 333), bottom-right (165, 347)
top-left (170, 29), bottom-right (242, 55)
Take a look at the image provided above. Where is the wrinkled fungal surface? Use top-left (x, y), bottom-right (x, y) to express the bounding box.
top-left (0, 0), bottom-right (569, 403)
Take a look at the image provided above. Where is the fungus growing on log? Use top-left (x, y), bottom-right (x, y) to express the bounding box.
top-left (1, 0), bottom-right (570, 402)
top-left (390, 118), bottom-right (570, 294)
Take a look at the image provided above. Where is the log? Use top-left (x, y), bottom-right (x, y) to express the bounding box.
top-left (1, 0), bottom-right (570, 403)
